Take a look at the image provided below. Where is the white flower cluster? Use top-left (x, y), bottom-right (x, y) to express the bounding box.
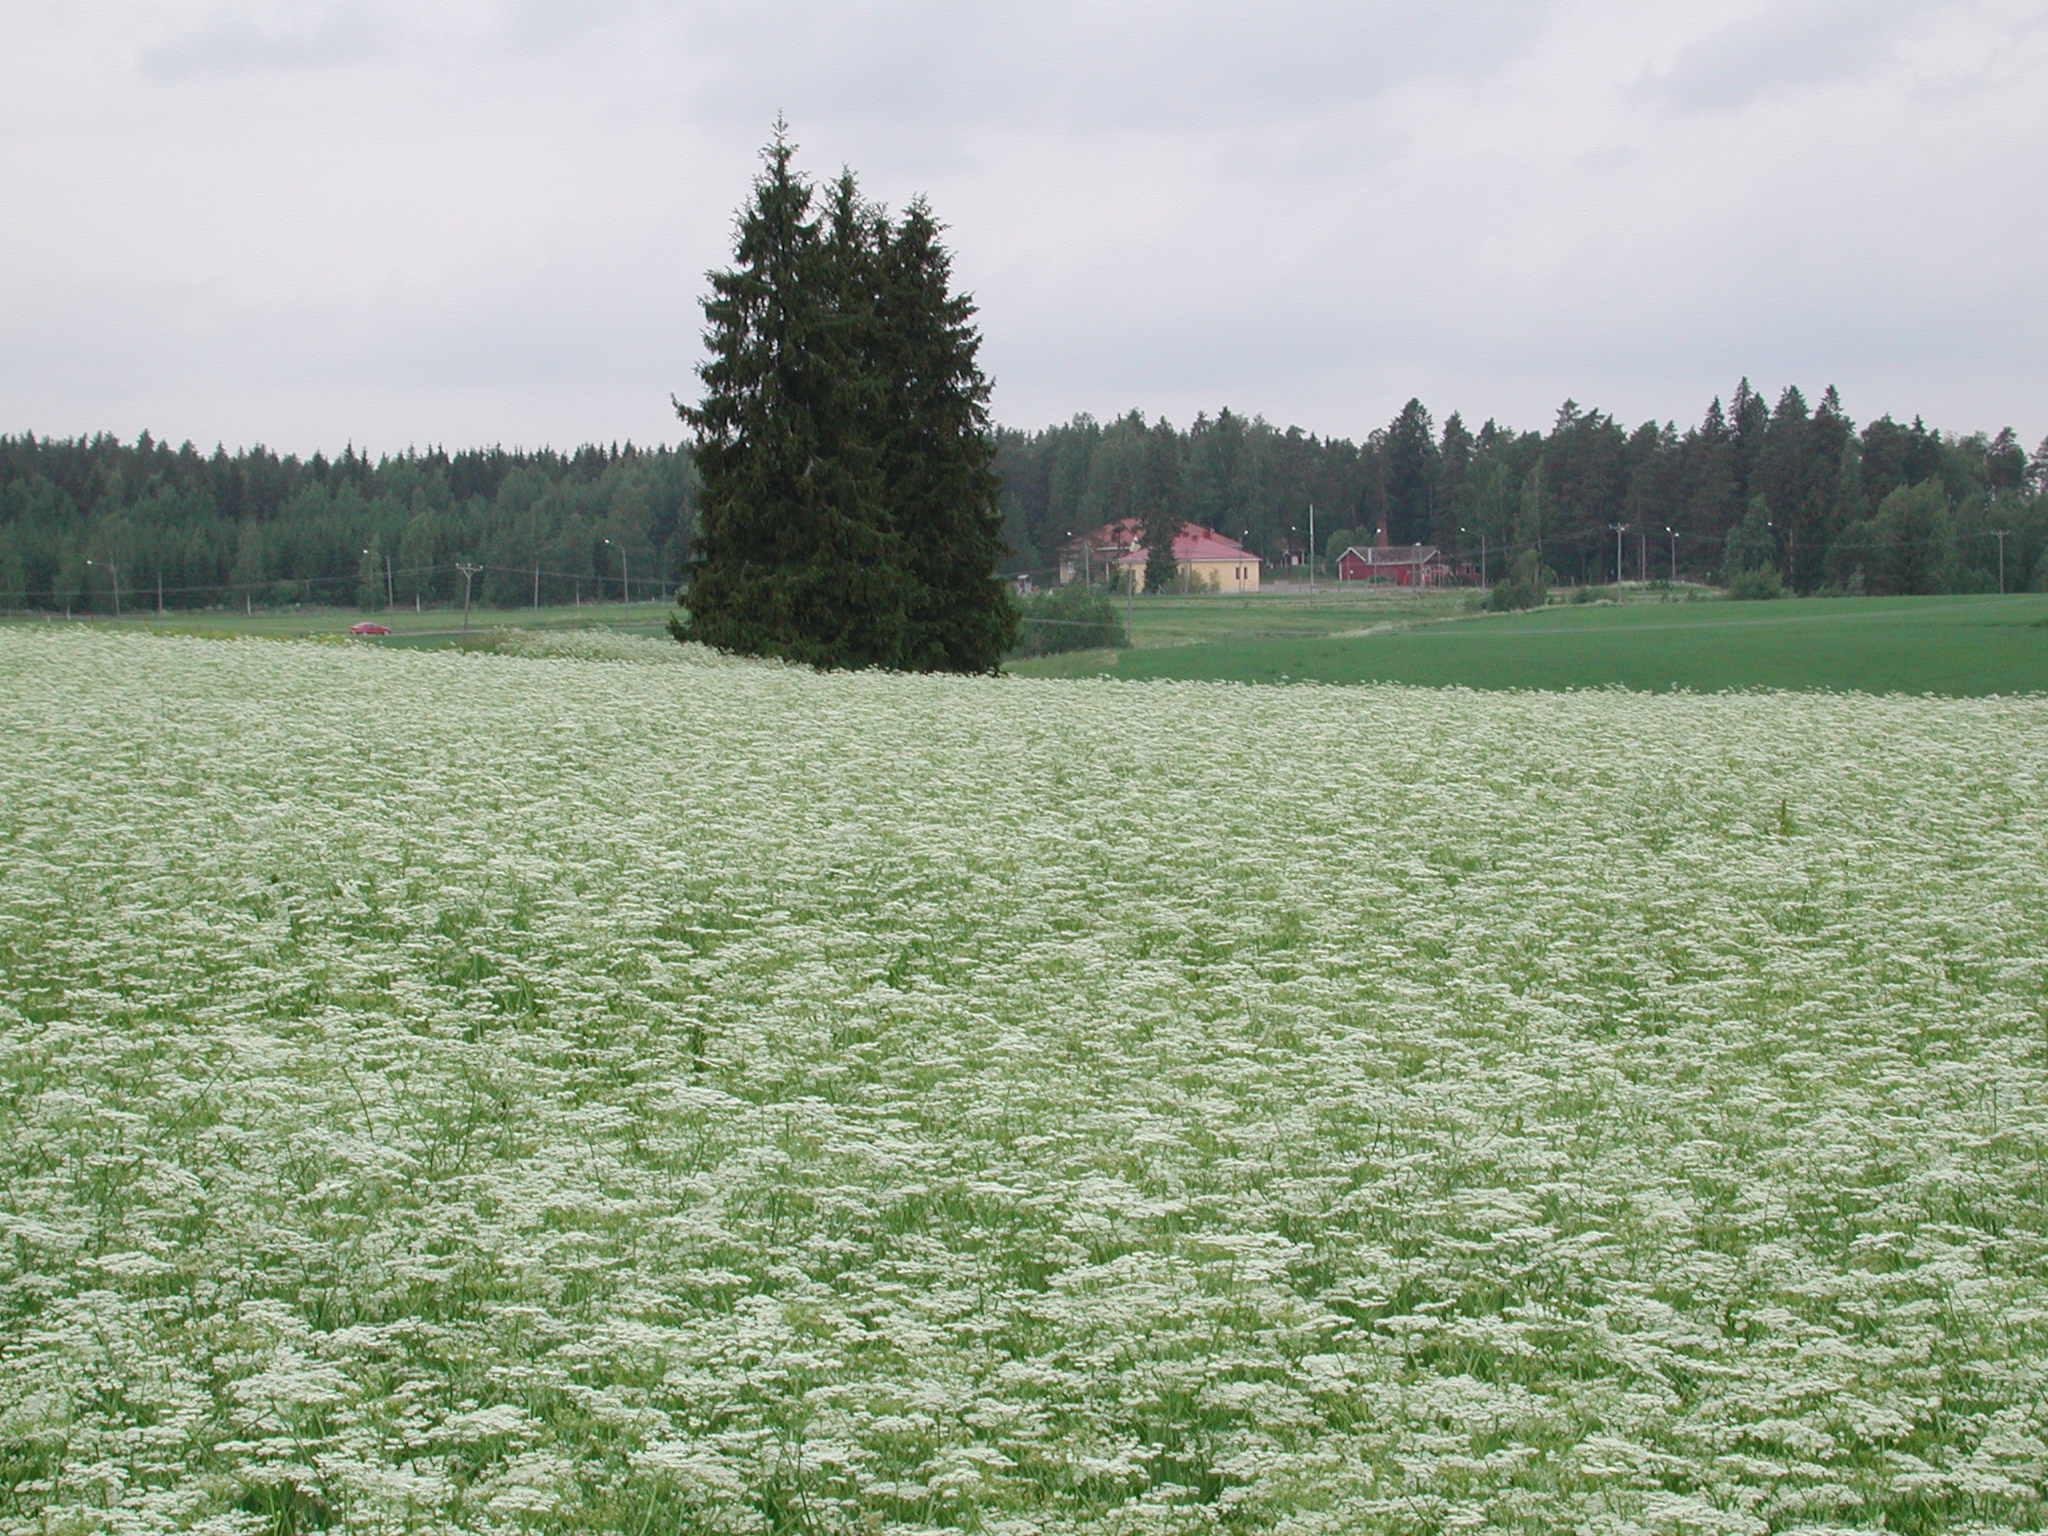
top-left (487, 629), bottom-right (756, 667)
top-left (1, 629), bottom-right (2043, 1534)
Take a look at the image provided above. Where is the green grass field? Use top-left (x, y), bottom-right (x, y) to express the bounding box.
top-left (1012, 591), bottom-right (2048, 695)
top-left (15, 589), bottom-right (2046, 696)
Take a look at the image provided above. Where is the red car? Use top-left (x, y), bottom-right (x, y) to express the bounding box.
top-left (349, 622), bottom-right (394, 636)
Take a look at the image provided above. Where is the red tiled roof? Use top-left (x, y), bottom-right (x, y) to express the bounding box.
top-left (1076, 519), bottom-right (1256, 565)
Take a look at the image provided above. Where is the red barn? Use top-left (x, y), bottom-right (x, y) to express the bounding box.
top-left (1338, 518), bottom-right (1445, 587)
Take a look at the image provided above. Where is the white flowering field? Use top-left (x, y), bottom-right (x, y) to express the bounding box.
top-left (3, 629), bottom-right (2046, 1536)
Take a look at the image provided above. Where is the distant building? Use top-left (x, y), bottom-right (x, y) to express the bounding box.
top-left (1061, 520), bottom-right (1260, 592)
top-left (1337, 517), bottom-right (1446, 587)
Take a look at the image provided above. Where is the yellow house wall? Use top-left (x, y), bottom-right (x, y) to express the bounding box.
top-left (1180, 558), bottom-right (1260, 593)
top-left (1111, 558), bottom-right (1260, 592)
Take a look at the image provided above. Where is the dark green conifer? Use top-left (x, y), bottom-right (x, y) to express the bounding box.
top-left (1383, 398), bottom-right (1438, 545)
top-left (677, 130), bottom-right (1010, 671)
top-left (875, 197), bottom-right (1017, 670)
top-left (675, 126), bottom-right (911, 669)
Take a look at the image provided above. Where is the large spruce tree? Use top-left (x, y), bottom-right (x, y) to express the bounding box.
top-left (1383, 397), bottom-right (1438, 545)
top-left (876, 197), bottom-right (1017, 670)
top-left (675, 128), bottom-right (909, 667)
top-left (675, 127), bottom-right (1013, 672)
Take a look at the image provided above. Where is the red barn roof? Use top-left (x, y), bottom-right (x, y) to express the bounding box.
top-left (1339, 543), bottom-right (1439, 567)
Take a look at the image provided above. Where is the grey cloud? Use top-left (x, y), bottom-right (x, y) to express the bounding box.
top-left (140, 9), bottom-right (382, 82)
top-left (1639, 1), bottom-right (1915, 113)
top-left (6, 0), bottom-right (2041, 454)
top-left (485, 0), bottom-right (645, 56)
top-left (676, 1), bottom-right (1550, 145)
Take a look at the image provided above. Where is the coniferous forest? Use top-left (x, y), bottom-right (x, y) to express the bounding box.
top-left (4, 390), bottom-right (2045, 617)
top-left (0, 434), bottom-right (695, 615)
top-left (993, 393), bottom-right (2048, 596)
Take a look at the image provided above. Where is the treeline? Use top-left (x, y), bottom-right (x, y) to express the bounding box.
top-left (6, 381), bottom-right (2046, 614)
top-left (0, 433), bottom-right (695, 612)
top-left (994, 386), bottom-right (2048, 593)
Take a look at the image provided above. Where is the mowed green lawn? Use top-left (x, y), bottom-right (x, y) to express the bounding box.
top-left (1016, 592), bottom-right (2048, 696)
top-left (19, 590), bottom-right (2045, 695)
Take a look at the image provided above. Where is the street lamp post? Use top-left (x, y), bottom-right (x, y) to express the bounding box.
top-left (1463, 526), bottom-right (1490, 588)
top-left (85, 558), bottom-right (120, 618)
top-left (1066, 529), bottom-right (1092, 587)
top-left (1608, 522), bottom-right (1627, 587)
top-left (362, 547), bottom-right (393, 611)
top-left (604, 538), bottom-right (630, 604)
top-left (1665, 526), bottom-right (1677, 583)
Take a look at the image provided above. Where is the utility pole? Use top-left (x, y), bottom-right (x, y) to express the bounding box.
top-left (1308, 503), bottom-right (1315, 594)
top-left (156, 570), bottom-right (164, 616)
top-left (1665, 527), bottom-right (1677, 583)
top-left (1638, 530), bottom-right (1646, 583)
top-left (384, 550), bottom-right (393, 609)
top-left (1992, 529), bottom-right (2010, 594)
top-left (456, 562), bottom-right (482, 631)
top-left (534, 562), bottom-right (541, 609)
top-left (1609, 522), bottom-right (1626, 586)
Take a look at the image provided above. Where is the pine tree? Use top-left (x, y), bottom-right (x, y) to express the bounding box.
top-left (1383, 398), bottom-right (1437, 545)
top-left (1761, 386), bottom-right (1821, 590)
top-left (1684, 396), bottom-right (1739, 542)
top-left (1436, 412), bottom-right (1473, 549)
top-left (676, 128), bottom-right (914, 669)
top-left (876, 197), bottom-right (1017, 671)
top-left (1822, 439), bottom-right (1868, 589)
top-left (1513, 456), bottom-right (1548, 556)
top-left (1729, 377), bottom-right (1768, 502)
top-left (1984, 427), bottom-right (2026, 496)
top-left (1139, 458), bottom-right (1181, 594)
top-left (1138, 418), bottom-right (1184, 592)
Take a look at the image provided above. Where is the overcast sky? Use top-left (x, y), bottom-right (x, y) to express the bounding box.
top-left (4, 1), bottom-right (2043, 456)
